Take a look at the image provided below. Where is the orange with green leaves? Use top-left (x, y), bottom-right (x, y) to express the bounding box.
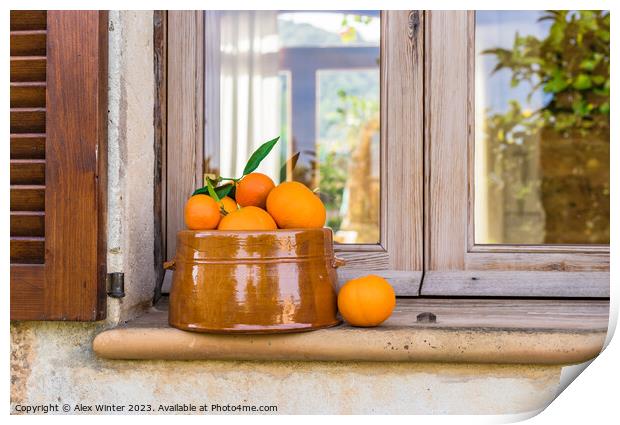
top-left (183, 136), bottom-right (327, 231)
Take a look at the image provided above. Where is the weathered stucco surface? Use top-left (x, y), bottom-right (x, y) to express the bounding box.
top-left (11, 320), bottom-right (564, 414)
top-left (106, 10), bottom-right (156, 324)
top-left (10, 10), bottom-right (571, 416)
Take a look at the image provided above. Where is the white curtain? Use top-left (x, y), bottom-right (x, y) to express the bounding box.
top-left (218, 11), bottom-right (281, 181)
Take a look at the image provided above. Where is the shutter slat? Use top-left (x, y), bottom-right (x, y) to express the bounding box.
top-left (10, 185), bottom-right (45, 211)
top-left (10, 237), bottom-right (45, 264)
top-left (11, 134), bottom-right (46, 159)
top-left (11, 30), bottom-right (46, 56)
top-left (10, 11), bottom-right (47, 31)
top-left (11, 212), bottom-right (45, 237)
top-left (10, 10), bottom-right (49, 320)
top-left (11, 56), bottom-right (46, 82)
top-left (11, 82), bottom-right (46, 108)
top-left (11, 159), bottom-right (45, 185)
top-left (10, 108), bottom-right (46, 133)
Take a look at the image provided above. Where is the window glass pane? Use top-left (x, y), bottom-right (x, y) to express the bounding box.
top-left (278, 12), bottom-right (380, 48)
top-left (474, 11), bottom-right (610, 244)
top-left (205, 11), bottom-right (381, 244)
top-left (317, 70), bottom-right (380, 243)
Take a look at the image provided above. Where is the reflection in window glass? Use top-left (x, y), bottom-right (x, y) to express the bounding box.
top-left (205, 11), bottom-right (381, 244)
top-left (474, 11), bottom-right (610, 244)
top-left (317, 70), bottom-right (380, 243)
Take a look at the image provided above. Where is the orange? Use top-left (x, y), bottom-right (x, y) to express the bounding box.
top-left (337, 275), bottom-right (395, 327)
top-left (184, 194), bottom-right (221, 230)
top-left (217, 206), bottom-right (277, 230)
top-left (266, 181), bottom-right (326, 229)
top-left (219, 196), bottom-right (238, 215)
top-left (235, 173), bottom-right (275, 209)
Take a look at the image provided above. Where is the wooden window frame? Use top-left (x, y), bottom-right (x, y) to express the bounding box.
top-left (165, 11), bottom-right (204, 265)
top-left (166, 11), bottom-right (425, 295)
top-left (421, 11), bottom-right (609, 298)
top-left (164, 10), bottom-right (608, 299)
top-left (10, 11), bottom-right (108, 320)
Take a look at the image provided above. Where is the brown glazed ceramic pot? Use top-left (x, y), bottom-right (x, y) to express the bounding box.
top-left (168, 228), bottom-right (343, 333)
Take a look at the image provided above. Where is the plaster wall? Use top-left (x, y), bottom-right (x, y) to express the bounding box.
top-left (106, 10), bottom-right (156, 324)
top-left (11, 322), bottom-right (563, 415)
top-left (10, 10), bottom-right (566, 416)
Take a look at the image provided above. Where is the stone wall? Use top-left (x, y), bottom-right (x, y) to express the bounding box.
top-left (106, 10), bottom-right (157, 324)
top-left (11, 321), bottom-right (564, 415)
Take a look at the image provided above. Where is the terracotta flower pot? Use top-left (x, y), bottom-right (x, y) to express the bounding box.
top-left (168, 228), bottom-right (343, 333)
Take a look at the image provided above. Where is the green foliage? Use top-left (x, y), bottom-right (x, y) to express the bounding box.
top-left (192, 136), bottom-right (279, 200)
top-left (192, 182), bottom-right (233, 199)
top-left (483, 10), bottom-right (610, 138)
top-left (314, 73), bottom-right (379, 232)
top-left (327, 216), bottom-right (343, 231)
top-left (482, 10), bottom-right (610, 243)
top-left (340, 14), bottom-right (375, 43)
top-left (318, 149), bottom-right (348, 211)
top-left (205, 179), bottom-right (220, 202)
top-left (334, 88), bottom-right (379, 125)
top-left (318, 88), bottom-right (380, 234)
top-left (318, 71), bottom-right (379, 143)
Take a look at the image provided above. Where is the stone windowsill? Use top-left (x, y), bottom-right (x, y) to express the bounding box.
top-left (93, 298), bottom-right (609, 364)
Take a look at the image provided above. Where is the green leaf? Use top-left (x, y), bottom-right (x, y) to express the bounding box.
top-left (215, 183), bottom-right (233, 199)
top-left (544, 69), bottom-right (569, 93)
top-left (226, 183), bottom-right (236, 200)
top-left (579, 59), bottom-right (596, 71)
top-left (192, 186), bottom-right (209, 196)
top-left (573, 74), bottom-right (592, 90)
top-left (206, 179), bottom-right (220, 203)
top-left (242, 136), bottom-right (280, 176)
top-left (510, 77), bottom-right (519, 88)
top-left (195, 183), bottom-right (236, 199)
top-left (192, 180), bottom-right (232, 201)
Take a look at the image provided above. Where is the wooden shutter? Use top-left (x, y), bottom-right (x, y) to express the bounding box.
top-left (10, 11), bottom-right (108, 321)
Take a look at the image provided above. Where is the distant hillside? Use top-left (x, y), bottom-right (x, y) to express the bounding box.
top-left (278, 18), bottom-right (369, 47)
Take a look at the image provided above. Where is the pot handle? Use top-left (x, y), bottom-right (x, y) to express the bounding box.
top-left (332, 256), bottom-right (346, 268)
top-left (163, 260), bottom-right (176, 271)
